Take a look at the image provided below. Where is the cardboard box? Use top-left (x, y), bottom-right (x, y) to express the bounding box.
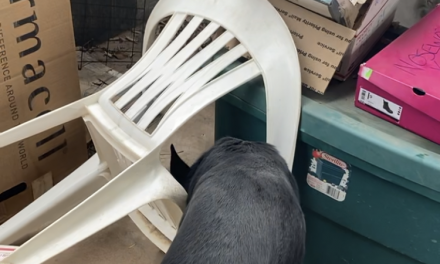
top-left (355, 5), bottom-right (440, 144)
top-left (270, 0), bottom-right (399, 93)
top-left (0, 0), bottom-right (88, 223)
top-left (287, 0), bottom-right (364, 28)
top-left (220, 0), bottom-right (397, 94)
top-left (334, 0), bottom-right (399, 80)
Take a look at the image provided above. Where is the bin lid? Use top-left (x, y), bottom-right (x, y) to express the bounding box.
top-left (224, 76), bottom-right (440, 202)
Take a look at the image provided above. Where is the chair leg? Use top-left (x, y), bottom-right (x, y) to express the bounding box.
top-left (86, 118), bottom-right (179, 252)
top-left (153, 200), bottom-right (182, 233)
top-left (0, 92), bottom-right (101, 148)
top-left (128, 210), bottom-right (172, 253)
top-left (0, 154), bottom-right (109, 245)
top-left (136, 200), bottom-right (181, 243)
top-left (2, 151), bottom-right (186, 264)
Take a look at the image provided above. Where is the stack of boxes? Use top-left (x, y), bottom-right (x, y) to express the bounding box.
top-left (270, 0), bottom-right (400, 93)
top-left (219, 0), bottom-right (400, 94)
top-left (280, 1), bottom-right (440, 148)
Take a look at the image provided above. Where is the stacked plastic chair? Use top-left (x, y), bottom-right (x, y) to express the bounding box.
top-left (0, 0), bottom-right (302, 262)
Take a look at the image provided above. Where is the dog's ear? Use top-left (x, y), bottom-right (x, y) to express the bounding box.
top-left (170, 144), bottom-right (191, 186)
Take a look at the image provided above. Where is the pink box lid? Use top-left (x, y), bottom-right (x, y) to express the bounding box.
top-left (361, 5), bottom-right (440, 122)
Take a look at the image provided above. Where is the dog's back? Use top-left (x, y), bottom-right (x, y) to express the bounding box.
top-left (162, 137), bottom-right (306, 264)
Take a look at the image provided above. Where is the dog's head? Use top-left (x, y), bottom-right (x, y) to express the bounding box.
top-left (169, 137), bottom-right (269, 192)
top-left (169, 141), bottom-right (219, 193)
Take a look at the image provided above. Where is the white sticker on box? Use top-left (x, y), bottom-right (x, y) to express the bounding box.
top-left (358, 87), bottom-right (403, 121)
top-left (307, 149), bottom-right (351, 202)
top-left (0, 245), bottom-right (18, 260)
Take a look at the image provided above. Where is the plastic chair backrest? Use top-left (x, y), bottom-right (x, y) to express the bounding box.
top-left (95, 0), bottom-right (301, 169)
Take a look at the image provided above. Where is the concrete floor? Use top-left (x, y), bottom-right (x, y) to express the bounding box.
top-left (44, 1), bottom-right (420, 263)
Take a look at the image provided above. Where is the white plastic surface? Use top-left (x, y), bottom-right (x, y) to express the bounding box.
top-left (0, 0), bottom-right (302, 262)
top-left (0, 154), bottom-right (107, 245)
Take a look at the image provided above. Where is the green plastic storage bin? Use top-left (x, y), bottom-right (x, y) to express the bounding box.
top-left (214, 29), bottom-right (440, 264)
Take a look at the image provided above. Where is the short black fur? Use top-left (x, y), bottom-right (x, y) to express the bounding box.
top-left (162, 137), bottom-right (306, 264)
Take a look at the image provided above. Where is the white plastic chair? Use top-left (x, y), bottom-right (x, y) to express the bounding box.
top-left (0, 0), bottom-right (302, 262)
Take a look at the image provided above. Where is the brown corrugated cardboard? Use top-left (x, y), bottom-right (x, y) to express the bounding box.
top-left (334, 0), bottom-right (399, 80)
top-left (218, 0), bottom-right (397, 94)
top-left (218, 0), bottom-right (355, 94)
top-left (268, 0), bottom-right (356, 94)
top-left (269, 0), bottom-right (398, 89)
top-left (217, 1), bottom-right (354, 94)
top-left (287, 0), bottom-right (363, 29)
top-left (0, 0), bottom-right (88, 223)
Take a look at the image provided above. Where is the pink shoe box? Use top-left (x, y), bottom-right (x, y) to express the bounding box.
top-left (354, 5), bottom-right (440, 144)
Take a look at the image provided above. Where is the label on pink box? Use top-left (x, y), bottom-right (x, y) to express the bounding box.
top-left (358, 87), bottom-right (403, 121)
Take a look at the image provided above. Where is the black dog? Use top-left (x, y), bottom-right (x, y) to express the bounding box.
top-left (161, 137), bottom-right (306, 264)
